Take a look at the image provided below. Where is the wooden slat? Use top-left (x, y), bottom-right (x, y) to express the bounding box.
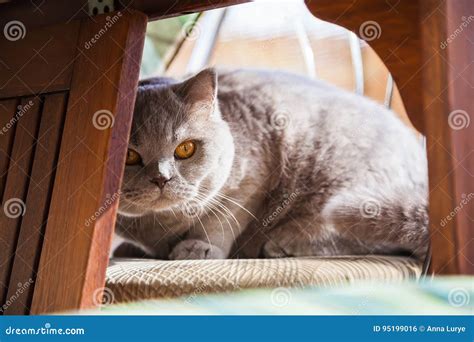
top-left (30, 11), bottom-right (146, 314)
top-left (0, 97), bottom-right (42, 306)
top-left (4, 93), bottom-right (67, 315)
top-left (120, 0), bottom-right (248, 20)
top-left (0, 0), bottom-right (248, 29)
top-left (0, 99), bottom-right (19, 200)
top-left (0, 21), bottom-right (80, 98)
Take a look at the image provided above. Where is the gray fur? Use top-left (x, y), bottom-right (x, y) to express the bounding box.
top-left (116, 68), bottom-right (429, 260)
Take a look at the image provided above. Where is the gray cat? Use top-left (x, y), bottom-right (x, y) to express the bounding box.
top-left (115, 68), bottom-right (429, 261)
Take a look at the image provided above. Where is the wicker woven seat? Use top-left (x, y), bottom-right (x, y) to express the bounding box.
top-left (106, 256), bottom-right (421, 304)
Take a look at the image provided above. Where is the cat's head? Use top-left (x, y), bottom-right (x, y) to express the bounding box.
top-left (119, 68), bottom-right (235, 216)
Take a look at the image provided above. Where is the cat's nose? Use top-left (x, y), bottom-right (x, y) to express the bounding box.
top-left (150, 176), bottom-right (171, 189)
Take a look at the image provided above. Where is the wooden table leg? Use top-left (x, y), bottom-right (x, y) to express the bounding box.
top-left (421, 0), bottom-right (474, 274)
top-left (0, 10), bottom-right (147, 314)
top-left (29, 11), bottom-right (147, 314)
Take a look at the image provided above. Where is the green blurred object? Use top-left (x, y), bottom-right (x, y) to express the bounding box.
top-left (88, 276), bottom-right (474, 315)
top-left (140, 14), bottom-right (200, 78)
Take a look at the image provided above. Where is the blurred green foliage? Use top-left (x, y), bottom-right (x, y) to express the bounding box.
top-left (140, 14), bottom-right (199, 78)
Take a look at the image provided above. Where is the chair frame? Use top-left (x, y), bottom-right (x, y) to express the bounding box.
top-left (0, 0), bottom-right (472, 314)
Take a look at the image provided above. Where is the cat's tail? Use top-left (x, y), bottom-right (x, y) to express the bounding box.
top-left (322, 187), bottom-right (430, 260)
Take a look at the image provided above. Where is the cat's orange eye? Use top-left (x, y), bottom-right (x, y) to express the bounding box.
top-left (174, 140), bottom-right (196, 160)
top-left (126, 149), bottom-right (142, 165)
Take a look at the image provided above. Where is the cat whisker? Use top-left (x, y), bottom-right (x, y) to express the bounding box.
top-left (195, 192), bottom-right (235, 244)
top-left (207, 197), bottom-right (239, 228)
top-left (208, 201), bottom-right (237, 243)
top-left (169, 206), bottom-right (179, 219)
top-left (201, 202), bottom-right (227, 246)
top-left (195, 191), bottom-right (239, 243)
top-left (194, 212), bottom-right (212, 248)
top-left (201, 186), bottom-right (258, 220)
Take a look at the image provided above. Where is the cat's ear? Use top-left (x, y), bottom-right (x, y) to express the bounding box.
top-left (173, 68), bottom-right (218, 115)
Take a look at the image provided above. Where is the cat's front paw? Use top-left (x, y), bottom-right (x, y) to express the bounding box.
top-left (261, 229), bottom-right (313, 258)
top-left (169, 239), bottom-right (225, 260)
top-left (261, 240), bottom-right (292, 258)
